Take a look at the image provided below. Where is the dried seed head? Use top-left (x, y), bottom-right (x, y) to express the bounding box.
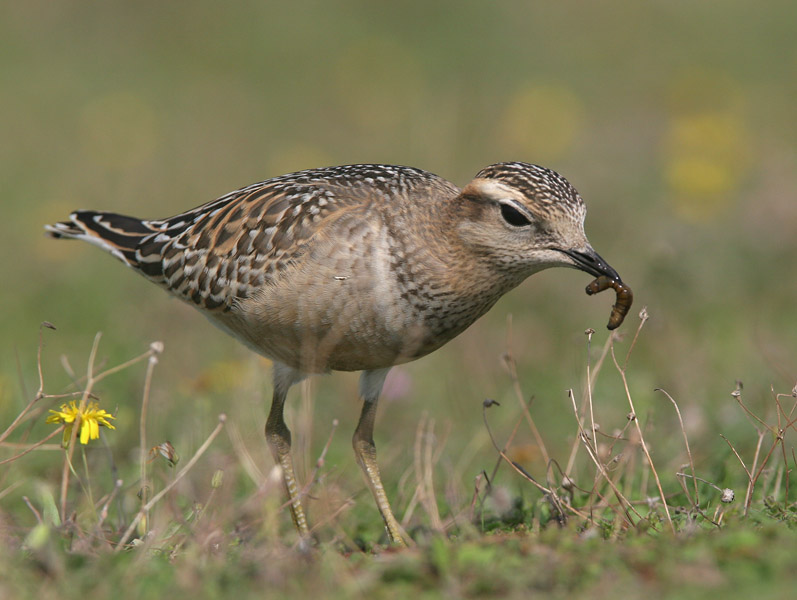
top-left (150, 441), bottom-right (179, 467)
top-left (597, 443), bottom-right (610, 461)
top-left (627, 412), bottom-right (636, 421)
top-left (639, 307), bottom-right (649, 321)
top-left (721, 488), bottom-right (735, 503)
top-left (561, 475), bottom-right (575, 491)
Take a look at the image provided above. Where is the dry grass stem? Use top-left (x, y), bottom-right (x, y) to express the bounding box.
top-left (655, 388), bottom-right (699, 507)
top-left (0, 427), bottom-right (64, 466)
top-left (412, 413), bottom-right (443, 532)
top-left (721, 385), bottom-right (797, 516)
top-left (115, 413), bottom-right (227, 551)
top-left (137, 342), bottom-right (162, 536)
top-left (481, 400), bottom-right (588, 522)
top-left (226, 421), bottom-right (266, 486)
top-left (566, 389), bottom-right (645, 527)
top-left (609, 321), bottom-right (674, 532)
top-left (294, 417), bottom-right (339, 525)
top-left (97, 478), bottom-right (123, 533)
top-left (0, 324), bottom-right (59, 445)
top-left (504, 314), bottom-right (550, 466)
top-left (564, 331), bottom-right (613, 477)
top-left (22, 496), bottom-right (43, 524)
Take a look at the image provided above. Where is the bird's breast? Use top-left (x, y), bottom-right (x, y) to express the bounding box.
top-left (211, 220), bottom-right (506, 372)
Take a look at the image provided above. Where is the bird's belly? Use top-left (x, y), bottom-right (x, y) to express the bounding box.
top-left (222, 293), bottom-right (501, 373)
top-left (208, 302), bottom-right (435, 372)
top-left (205, 273), bottom-right (445, 372)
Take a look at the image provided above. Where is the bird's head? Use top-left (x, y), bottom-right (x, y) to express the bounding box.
top-left (455, 162), bottom-right (622, 283)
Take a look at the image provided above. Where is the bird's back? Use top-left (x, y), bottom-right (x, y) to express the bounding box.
top-left (47, 165), bottom-right (456, 307)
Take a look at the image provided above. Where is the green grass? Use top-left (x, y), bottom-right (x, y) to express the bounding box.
top-left (2, 1), bottom-right (797, 598)
top-left (1, 321), bottom-right (795, 599)
top-left (12, 526), bottom-right (797, 600)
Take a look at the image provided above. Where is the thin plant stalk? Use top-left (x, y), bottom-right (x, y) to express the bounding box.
top-left (608, 315), bottom-right (674, 533)
top-left (564, 331), bottom-right (613, 476)
top-left (138, 343), bottom-right (162, 535)
top-left (0, 427), bottom-right (63, 466)
top-left (0, 323), bottom-right (58, 445)
top-left (504, 314), bottom-right (550, 467)
top-left (116, 414), bottom-right (227, 551)
top-left (567, 389), bottom-right (645, 526)
top-left (656, 388), bottom-right (699, 508)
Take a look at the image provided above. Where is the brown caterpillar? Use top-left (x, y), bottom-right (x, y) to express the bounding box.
top-left (586, 275), bottom-right (634, 330)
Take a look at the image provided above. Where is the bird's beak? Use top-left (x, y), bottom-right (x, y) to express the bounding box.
top-left (562, 248), bottom-right (622, 282)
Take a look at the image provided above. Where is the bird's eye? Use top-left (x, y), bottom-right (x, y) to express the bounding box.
top-left (500, 203), bottom-right (531, 227)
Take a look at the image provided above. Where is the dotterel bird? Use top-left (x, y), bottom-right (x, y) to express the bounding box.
top-left (46, 162), bottom-right (631, 546)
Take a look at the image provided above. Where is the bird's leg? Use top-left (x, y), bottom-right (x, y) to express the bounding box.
top-left (265, 363), bottom-right (310, 540)
top-left (353, 369), bottom-right (411, 547)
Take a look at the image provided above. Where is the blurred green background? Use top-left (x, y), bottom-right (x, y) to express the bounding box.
top-left (1, 0), bottom-right (796, 535)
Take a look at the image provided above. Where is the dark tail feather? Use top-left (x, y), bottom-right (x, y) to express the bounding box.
top-left (45, 210), bottom-right (153, 267)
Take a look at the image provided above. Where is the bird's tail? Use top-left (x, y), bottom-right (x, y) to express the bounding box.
top-left (45, 210), bottom-right (153, 268)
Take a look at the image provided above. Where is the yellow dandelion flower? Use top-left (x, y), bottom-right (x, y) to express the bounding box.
top-left (46, 400), bottom-right (116, 446)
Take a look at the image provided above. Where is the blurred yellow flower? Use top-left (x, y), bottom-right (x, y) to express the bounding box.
top-left (661, 69), bottom-right (751, 222)
top-left (662, 111), bottom-right (750, 222)
top-left (46, 400), bottom-right (116, 446)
